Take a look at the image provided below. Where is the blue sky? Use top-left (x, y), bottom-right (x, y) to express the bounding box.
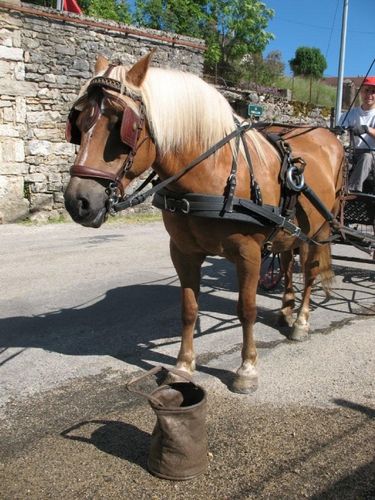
top-left (263, 0), bottom-right (375, 77)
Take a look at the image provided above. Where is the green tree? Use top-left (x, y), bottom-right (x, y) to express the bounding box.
top-left (135, 0), bottom-right (275, 82)
top-left (289, 47), bottom-right (327, 102)
top-left (134, 0), bottom-right (205, 38)
top-left (79, 0), bottom-right (131, 23)
top-left (240, 50), bottom-right (284, 87)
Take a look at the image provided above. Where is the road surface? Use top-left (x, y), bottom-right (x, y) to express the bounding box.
top-left (1, 220), bottom-right (374, 498)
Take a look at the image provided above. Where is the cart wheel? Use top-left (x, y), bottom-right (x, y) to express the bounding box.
top-left (259, 253), bottom-right (283, 291)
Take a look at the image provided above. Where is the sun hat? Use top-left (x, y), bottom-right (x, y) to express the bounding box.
top-left (362, 76), bottom-right (375, 87)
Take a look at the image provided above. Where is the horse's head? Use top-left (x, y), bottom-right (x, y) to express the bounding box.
top-left (64, 53), bottom-right (156, 227)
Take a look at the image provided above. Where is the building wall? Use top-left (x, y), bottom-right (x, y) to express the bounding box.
top-left (0, 2), bottom-right (204, 222)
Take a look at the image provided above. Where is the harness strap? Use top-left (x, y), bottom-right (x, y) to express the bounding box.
top-left (239, 126), bottom-right (262, 205)
top-left (113, 122), bottom-right (252, 212)
top-left (152, 188), bottom-right (314, 243)
top-left (223, 130), bottom-right (241, 213)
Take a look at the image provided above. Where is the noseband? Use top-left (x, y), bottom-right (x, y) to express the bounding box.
top-left (67, 76), bottom-right (146, 198)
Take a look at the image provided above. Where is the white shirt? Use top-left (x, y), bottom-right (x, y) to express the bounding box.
top-left (339, 106), bottom-right (375, 149)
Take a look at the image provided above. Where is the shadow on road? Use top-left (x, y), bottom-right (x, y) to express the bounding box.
top-left (0, 257), bottom-right (374, 388)
top-left (61, 420), bottom-right (149, 470)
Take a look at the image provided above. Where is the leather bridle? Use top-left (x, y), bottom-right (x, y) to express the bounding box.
top-left (67, 76), bottom-right (148, 198)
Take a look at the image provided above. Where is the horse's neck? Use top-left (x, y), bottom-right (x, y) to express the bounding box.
top-left (153, 130), bottom-right (281, 202)
top-left (154, 144), bottom-right (249, 196)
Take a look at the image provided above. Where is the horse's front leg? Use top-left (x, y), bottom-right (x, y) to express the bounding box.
top-left (170, 240), bottom-right (205, 375)
top-left (232, 243), bottom-right (262, 394)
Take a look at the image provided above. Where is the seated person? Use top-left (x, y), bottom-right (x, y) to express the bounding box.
top-left (339, 76), bottom-right (375, 193)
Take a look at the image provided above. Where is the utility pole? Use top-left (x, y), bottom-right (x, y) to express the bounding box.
top-left (335, 0), bottom-right (349, 125)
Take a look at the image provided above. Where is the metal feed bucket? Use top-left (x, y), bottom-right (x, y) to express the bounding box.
top-left (127, 366), bottom-right (208, 480)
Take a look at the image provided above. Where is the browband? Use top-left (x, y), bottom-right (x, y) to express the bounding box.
top-left (87, 76), bottom-right (140, 100)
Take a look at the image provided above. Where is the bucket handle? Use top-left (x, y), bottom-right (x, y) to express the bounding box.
top-left (126, 365), bottom-right (194, 407)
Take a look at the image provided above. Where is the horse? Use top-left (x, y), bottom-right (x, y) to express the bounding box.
top-left (64, 52), bottom-right (345, 393)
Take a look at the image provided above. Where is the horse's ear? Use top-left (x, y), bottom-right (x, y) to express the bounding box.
top-left (126, 50), bottom-right (155, 87)
top-left (95, 55), bottom-right (109, 74)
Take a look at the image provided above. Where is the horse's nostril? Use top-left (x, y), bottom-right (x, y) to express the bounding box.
top-left (78, 197), bottom-right (90, 211)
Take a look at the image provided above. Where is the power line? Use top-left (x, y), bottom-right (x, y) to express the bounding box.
top-left (276, 16), bottom-right (375, 35)
top-left (324, 0), bottom-right (340, 59)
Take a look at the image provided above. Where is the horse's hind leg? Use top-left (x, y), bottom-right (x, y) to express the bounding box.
top-left (170, 240), bottom-right (205, 374)
top-left (232, 240), bottom-right (261, 394)
top-left (278, 249), bottom-right (296, 328)
top-left (290, 242), bottom-right (332, 341)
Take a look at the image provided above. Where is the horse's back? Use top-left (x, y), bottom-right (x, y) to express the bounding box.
top-left (260, 124), bottom-right (344, 195)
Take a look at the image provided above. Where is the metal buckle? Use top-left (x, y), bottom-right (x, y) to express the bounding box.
top-left (106, 182), bottom-right (120, 215)
top-left (286, 166), bottom-right (305, 192)
top-left (163, 196), bottom-right (190, 214)
top-left (164, 196), bottom-right (176, 213)
top-left (180, 198), bottom-right (190, 214)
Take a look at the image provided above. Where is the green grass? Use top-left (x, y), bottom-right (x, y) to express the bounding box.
top-left (274, 76), bottom-right (337, 107)
top-left (106, 212), bottom-right (162, 224)
top-left (18, 211), bottom-right (162, 225)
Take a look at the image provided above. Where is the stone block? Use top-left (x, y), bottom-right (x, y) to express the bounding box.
top-left (54, 142), bottom-right (75, 155)
top-left (30, 193), bottom-right (53, 211)
top-left (0, 60), bottom-right (13, 78)
top-left (55, 45), bottom-right (75, 56)
top-left (27, 140), bottom-right (52, 156)
top-left (0, 124), bottom-right (19, 137)
top-left (0, 79), bottom-right (38, 97)
top-left (1, 138), bottom-right (24, 161)
top-left (0, 175), bottom-right (29, 223)
top-left (54, 192), bottom-right (65, 204)
top-left (44, 74), bottom-right (57, 83)
top-left (25, 173), bottom-right (46, 183)
top-left (15, 97), bottom-right (26, 122)
top-left (0, 100), bottom-right (13, 108)
top-left (0, 46), bottom-right (23, 61)
top-left (3, 106), bottom-right (15, 122)
top-left (33, 128), bottom-right (59, 141)
top-left (27, 110), bottom-right (61, 124)
top-left (0, 28), bottom-right (13, 47)
top-left (15, 61), bottom-right (25, 80)
top-left (31, 181), bottom-right (48, 193)
top-left (0, 161), bottom-right (28, 175)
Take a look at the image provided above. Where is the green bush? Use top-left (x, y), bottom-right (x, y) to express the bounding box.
top-left (275, 76), bottom-right (336, 107)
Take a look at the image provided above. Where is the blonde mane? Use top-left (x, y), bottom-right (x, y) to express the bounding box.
top-left (92, 64), bottom-right (274, 163)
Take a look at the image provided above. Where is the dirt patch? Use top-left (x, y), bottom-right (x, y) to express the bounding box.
top-left (1, 376), bottom-right (374, 499)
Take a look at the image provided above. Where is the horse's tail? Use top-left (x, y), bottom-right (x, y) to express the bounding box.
top-left (318, 243), bottom-right (334, 297)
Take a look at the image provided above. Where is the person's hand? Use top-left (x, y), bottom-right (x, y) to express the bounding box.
top-left (351, 125), bottom-right (369, 136)
top-left (332, 125), bottom-right (346, 135)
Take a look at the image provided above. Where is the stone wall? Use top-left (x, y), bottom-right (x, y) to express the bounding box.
top-left (219, 87), bottom-right (333, 127)
top-left (0, 2), bottom-right (333, 224)
top-left (0, 2), bottom-right (204, 222)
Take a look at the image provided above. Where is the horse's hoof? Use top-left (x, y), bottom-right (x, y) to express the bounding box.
top-left (162, 372), bottom-right (190, 385)
top-left (277, 314), bottom-right (294, 328)
top-left (230, 375), bottom-right (258, 394)
top-left (289, 327), bottom-right (309, 342)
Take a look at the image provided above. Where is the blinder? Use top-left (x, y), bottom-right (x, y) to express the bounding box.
top-left (66, 108), bottom-right (81, 145)
top-left (120, 106), bottom-right (142, 150)
top-left (66, 99), bottom-right (141, 151)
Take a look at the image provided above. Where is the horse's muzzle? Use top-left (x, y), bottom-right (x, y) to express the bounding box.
top-left (64, 177), bottom-right (109, 228)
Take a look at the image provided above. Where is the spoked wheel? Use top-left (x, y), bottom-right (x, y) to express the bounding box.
top-left (259, 252), bottom-right (283, 291)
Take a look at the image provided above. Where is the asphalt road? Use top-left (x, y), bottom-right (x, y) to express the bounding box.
top-left (1, 219), bottom-right (374, 499)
